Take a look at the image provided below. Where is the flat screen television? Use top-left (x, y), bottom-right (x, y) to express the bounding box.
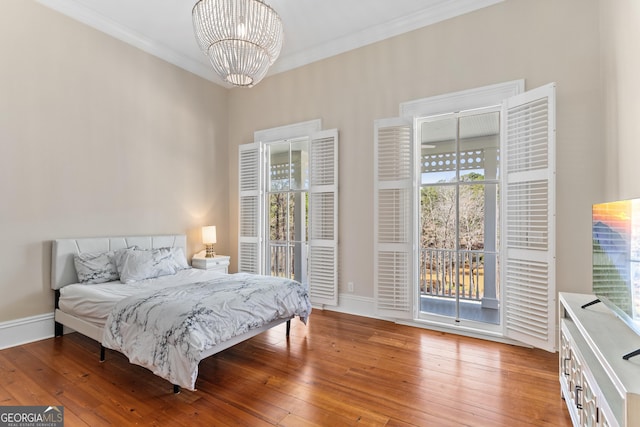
top-left (592, 198), bottom-right (640, 350)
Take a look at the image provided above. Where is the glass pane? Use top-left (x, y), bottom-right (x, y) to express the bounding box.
top-left (420, 116), bottom-right (457, 184)
top-left (269, 142), bottom-right (290, 191)
top-left (457, 250), bottom-right (483, 300)
top-left (459, 111), bottom-right (500, 180)
top-left (304, 192), bottom-right (309, 242)
top-left (291, 138), bottom-right (309, 190)
top-left (269, 242), bottom-right (289, 278)
top-left (419, 110), bottom-right (501, 327)
top-left (289, 192), bottom-right (309, 242)
top-left (288, 193), bottom-right (296, 242)
top-left (458, 182), bottom-right (485, 251)
top-left (290, 192), bottom-right (309, 283)
top-left (288, 244), bottom-right (295, 279)
top-left (269, 193), bottom-right (288, 242)
top-left (420, 185), bottom-right (457, 251)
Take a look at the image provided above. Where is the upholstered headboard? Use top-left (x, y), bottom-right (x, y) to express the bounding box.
top-left (51, 235), bottom-right (187, 290)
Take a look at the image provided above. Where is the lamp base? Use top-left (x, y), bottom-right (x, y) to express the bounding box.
top-left (205, 244), bottom-right (216, 258)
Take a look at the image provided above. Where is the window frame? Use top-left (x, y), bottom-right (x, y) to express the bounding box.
top-left (374, 80), bottom-right (556, 349)
top-left (416, 106), bottom-right (502, 326)
top-left (265, 137), bottom-right (310, 283)
top-left (239, 120), bottom-right (339, 306)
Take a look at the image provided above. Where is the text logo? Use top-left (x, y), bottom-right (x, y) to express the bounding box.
top-left (0, 406), bottom-right (64, 427)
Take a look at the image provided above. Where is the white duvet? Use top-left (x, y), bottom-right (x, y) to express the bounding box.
top-left (58, 269), bottom-right (226, 327)
top-left (101, 273), bottom-right (311, 391)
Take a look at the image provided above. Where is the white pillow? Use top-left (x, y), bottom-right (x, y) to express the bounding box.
top-left (74, 250), bottom-right (120, 284)
top-left (168, 247), bottom-right (190, 270)
top-left (113, 246), bottom-right (136, 274)
top-left (118, 248), bottom-right (180, 284)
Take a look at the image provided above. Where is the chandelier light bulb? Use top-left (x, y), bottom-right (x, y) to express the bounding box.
top-left (237, 17), bottom-right (246, 37)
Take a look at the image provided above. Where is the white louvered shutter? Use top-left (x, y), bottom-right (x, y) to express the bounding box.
top-left (374, 118), bottom-right (414, 319)
top-left (308, 129), bottom-right (339, 305)
top-left (501, 83), bottom-right (556, 351)
top-left (238, 142), bottom-right (263, 274)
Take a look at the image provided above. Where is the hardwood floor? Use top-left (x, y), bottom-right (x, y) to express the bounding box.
top-left (0, 310), bottom-right (572, 426)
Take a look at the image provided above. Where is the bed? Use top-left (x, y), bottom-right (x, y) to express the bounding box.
top-left (51, 234), bottom-right (311, 393)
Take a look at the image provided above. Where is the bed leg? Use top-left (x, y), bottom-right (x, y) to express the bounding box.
top-left (54, 290), bottom-right (63, 337)
top-left (173, 385), bottom-right (181, 394)
top-left (100, 345), bottom-right (105, 362)
top-left (54, 321), bottom-right (64, 337)
top-left (286, 319), bottom-right (291, 338)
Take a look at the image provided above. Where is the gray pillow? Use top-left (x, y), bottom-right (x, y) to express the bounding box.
top-left (118, 247), bottom-right (179, 284)
top-left (74, 250), bottom-right (120, 284)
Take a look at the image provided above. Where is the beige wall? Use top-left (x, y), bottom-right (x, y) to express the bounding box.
top-left (0, 2), bottom-right (229, 322)
top-left (227, 0), bottom-right (603, 301)
top-left (0, 0), bottom-right (609, 325)
top-left (600, 0), bottom-right (640, 200)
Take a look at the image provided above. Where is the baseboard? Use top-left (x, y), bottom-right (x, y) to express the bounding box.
top-left (0, 312), bottom-right (55, 350)
top-left (324, 293), bottom-right (379, 319)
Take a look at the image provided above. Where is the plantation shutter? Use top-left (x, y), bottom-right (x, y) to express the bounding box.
top-left (238, 142), bottom-right (263, 274)
top-left (308, 129), bottom-right (339, 305)
top-left (374, 118), bottom-right (414, 319)
top-left (501, 83), bottom-right (556, 352)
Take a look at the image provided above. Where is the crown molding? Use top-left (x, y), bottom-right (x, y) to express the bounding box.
top-left (36, 0), bottom-right (503, 88)
top-left (269, 0), bottom-right (504, 75)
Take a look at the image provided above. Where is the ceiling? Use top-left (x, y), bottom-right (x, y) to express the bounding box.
top-left (36, 0), bottom-right (503, 87)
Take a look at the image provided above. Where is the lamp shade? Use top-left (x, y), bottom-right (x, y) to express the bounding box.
top-left (202, 226), bottom-right (217, 244)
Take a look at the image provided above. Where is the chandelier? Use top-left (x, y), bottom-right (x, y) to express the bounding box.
top-left (192, 0), bottom-right (284, 87)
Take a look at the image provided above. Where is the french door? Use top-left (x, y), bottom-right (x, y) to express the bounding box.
top-left (374, 82), bottom-right (556, 351)
top-left (417, 107), bottom-right (500, 326)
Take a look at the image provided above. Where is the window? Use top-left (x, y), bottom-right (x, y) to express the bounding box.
top-left (267, 138), bottom-right (309, 283)
top-left (239, 121), bottom-right (339, 306)
top-left (374, 81), bottom-right (557, 351)
top-left (418, 108), bottom-right (500, 324)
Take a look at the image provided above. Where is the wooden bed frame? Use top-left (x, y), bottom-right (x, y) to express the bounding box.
top-left (51, 234), bottom-right (291, 393)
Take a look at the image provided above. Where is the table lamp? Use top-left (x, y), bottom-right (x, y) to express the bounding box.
top-left (202, 226), bottom-right (217, 258)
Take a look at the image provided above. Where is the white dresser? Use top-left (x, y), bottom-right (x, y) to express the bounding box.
top-left (559, 292), bottom-right (640, 427)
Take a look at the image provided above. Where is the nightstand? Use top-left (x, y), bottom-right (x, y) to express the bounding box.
top-left (191, 254), bottom-right (230, 273)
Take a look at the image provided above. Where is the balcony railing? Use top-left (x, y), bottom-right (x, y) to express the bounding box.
top-left (268, 242), bottom-right (308, 282)
top-left (420, 248), bottom-right (487, 301)
top-left (270, 243), bottom-right (489, 302)
top-left (269, 243), bottom-right (293, 278)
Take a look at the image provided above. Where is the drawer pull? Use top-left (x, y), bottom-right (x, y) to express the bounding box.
top-left (575, 385), bottom-right (583, 410)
